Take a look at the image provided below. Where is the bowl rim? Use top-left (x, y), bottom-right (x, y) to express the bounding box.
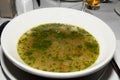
top-left (1, 7), bottom-right (116, 78)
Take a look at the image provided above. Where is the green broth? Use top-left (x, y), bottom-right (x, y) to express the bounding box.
top-left (17, 23), bottom-right (99, 72)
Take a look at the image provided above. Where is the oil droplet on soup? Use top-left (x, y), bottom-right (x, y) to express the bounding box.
top-left (17, 23), bottom-right (99, 72)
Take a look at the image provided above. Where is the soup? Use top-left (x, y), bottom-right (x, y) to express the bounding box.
top-left (17, 23), bottom-right (99, 72)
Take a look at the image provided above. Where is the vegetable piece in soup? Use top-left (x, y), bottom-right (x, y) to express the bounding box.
top-left (17, 23), bottom-right (99, 72)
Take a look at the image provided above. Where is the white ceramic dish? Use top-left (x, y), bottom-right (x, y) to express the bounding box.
top-left (0, 51), bottom-right (107, 80)
top-left (1, 44), bottom-right (120, 80)
top-left (1, 7), bottom-right (116, 78)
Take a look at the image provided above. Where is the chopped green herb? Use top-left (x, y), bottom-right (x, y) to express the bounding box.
top-left (77, 45), bottom-right (83, 49)
top-left (32, 40), bottom-right (52, 50)
top-left (17, 23), bottom-right (99, 72)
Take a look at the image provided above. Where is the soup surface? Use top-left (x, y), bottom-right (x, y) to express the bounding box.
top-left (17, 23), bottom-right (99, 72)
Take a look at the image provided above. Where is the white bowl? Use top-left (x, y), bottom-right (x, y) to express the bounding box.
top-left (1, 7), bottom-right (116, 78)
